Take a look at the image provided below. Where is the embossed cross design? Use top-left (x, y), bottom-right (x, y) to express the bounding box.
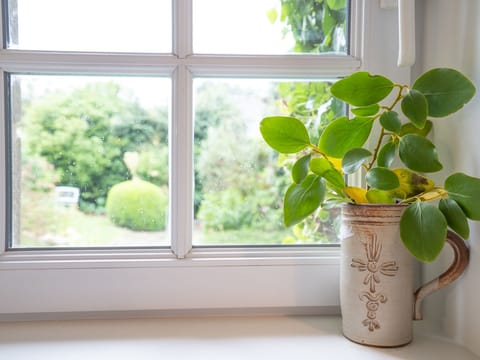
top-left (351, 234), bottom-right (399, 332)
top-left (351, 234), bottom-right (399, 293)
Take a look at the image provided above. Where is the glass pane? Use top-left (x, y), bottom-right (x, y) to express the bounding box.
top-left (10, 75), bottom-right (170, 248)
top-left (7, 0), bottom-right (172, 53)
top-left (193, 78), bottom-right (344, 246)
top-left (193, 0), bottom-right (348, 55)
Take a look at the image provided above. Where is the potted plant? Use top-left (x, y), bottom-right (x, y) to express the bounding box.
top-left (260, 68), bottom-right (478, 347)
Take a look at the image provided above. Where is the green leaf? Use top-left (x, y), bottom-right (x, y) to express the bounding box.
top-left (400, 202), bottom-right (447, 262)
top-left (284, 174), bottom-right (325, 226)
top-left (399, 134), bottom-right (443, 172)
top-left (310, 157), bottom-right (345, 191)
top-left (401, 89), bottom-right (428, 129)
top-left (445, 172), bottom-right (480, 220)
top-left (330, 72), bottom-right (394, 106)
top-left (366, 167), bottom-right (400, 190)
top-left (412, 68), bottom-right (476, 117)
top-left (292, 155), bottom-right (311, 184)
top-left (439, 198), bottom-right (470, 239)
top-left (318, 116), bottom-right (374, 158)
top-left (366, 189), bottom-right (395, 204)
top-left (342, 148), bottom-right (371, 174)
top-left (322, 6), bottom-right (335, 36)
top-left (399, 120), bottom-right (433, 137)
top-left (377, 141), bottom-right (396, 168)
top-left (327, 0), bottom-right (346, 10)
top-left (260, 116), bottom-right (311, 154)
top-left (351, 104), bottom-right (380, 117)
top-left (379, 111), bottom-right (402, 133)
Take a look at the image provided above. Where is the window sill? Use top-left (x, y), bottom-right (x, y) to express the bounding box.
top-left (0, 315), bottom-right (478, 359)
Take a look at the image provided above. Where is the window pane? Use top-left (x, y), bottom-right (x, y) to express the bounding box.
top-left (10, 75), bottom-right (170, 248)
top-left (6, 0), bottom-right (172, 53)
top-left (193, 78), bottom-right (344, 246)
top-left (193, 0), bottom-right (348, 55)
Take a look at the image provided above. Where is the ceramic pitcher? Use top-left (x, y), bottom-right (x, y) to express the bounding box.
top-left (340, 204), bottom-right (469, 347)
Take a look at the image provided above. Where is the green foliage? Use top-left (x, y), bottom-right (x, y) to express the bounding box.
top-left (21, 155), bottom-right (59, 192)
top-left (198, 189), bottom-right (256, 231)
top-left (444, 172), bottom-right (480, 220)
top-left (22, 82), bottom-right (165, 212)
top-left (284, 175), bottom-right (325, 227)
top-left (260, 116), bottom-right (311, 153)
top-left (412, 68), bottom-right (476, 117)
top-left (400, 202), bottom-right (447, 262)
top-left (365, 167), bottom-right (399, 190)
top-left (317, 116), bottom-right (374, 158)
top-left (401, 89), bottom-right (428, 128)
top-left (398, 134), bottom-right (443, 172)
top-left (292, 155), bottom-right (311, 183)
top-left (330, 72), bottom-right (394, 106)
top-left (260, 67), bottom-right (479, 262)
top-left (135, 146), bottom-right (169, 187)
top-left (272, 0), bottom-right (347, 53)
top-left (439, 198), bottom-right (470, 239)
top-left (106, 179), bottom-right (168, 231)
top-left (342, 148), bottom-right (372, 174)
top-left (196, 110), bottom-right (287, 233)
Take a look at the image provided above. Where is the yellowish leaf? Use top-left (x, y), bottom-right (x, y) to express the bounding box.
top-left (344, 186), bottom-right (368, 203)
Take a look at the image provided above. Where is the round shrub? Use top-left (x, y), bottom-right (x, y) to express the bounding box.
top-left (106, 179), bottom-right (168, 231)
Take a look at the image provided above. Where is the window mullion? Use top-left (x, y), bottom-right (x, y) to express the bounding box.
top-left (173, 0), bottom-right (192, 58)
top-left (170, 64), bottom-right (193, 259)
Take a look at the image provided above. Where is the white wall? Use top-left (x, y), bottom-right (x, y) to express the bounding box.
top-left (416, 0), bottom-right (480, 356)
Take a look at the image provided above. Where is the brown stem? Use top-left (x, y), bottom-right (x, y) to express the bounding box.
top-left (366, 85), bottom-right (407, 171)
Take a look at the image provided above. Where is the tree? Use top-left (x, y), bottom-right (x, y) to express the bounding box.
top-left (22, 82), bottom-right (164, 212)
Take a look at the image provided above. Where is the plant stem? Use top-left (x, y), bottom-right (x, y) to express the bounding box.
top-left (366, 84), bottom-right (406, 171)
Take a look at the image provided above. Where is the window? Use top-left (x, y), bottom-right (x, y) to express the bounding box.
top-left (0, 1), bottom-right (406, 316)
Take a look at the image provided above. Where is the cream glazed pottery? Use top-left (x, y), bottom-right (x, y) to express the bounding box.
top-left (340, 204), bottom-right (469, 347)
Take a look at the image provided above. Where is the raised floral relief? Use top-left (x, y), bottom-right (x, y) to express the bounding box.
top-left (351, 234), bottom-right (398, 331)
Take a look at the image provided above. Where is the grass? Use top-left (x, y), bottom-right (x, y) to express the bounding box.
top-left (19, 204), bottom-right (294, 248)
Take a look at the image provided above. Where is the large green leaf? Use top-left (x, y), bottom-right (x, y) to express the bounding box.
top-left (401, 89), bottom-right (428, 129)
top-left (260, 116), bottom-right (310, 153)
top-left (400, 202), bottom-right (447, 262)
top-left (318, 116), bottom-right (374, 158)
top-left (444, 172), bottom-right (480, 220)
top-left (365, 167), bottom-right (400, 190)
top-left (379, 111), bottom-right (401, 133)
top-left (399, 134), bottom-right (443, 172)
top-left (439, 198), bottom-right (470, 239)
top-left (412, 68), bottom-right (476, 117)
top-left (292, 154), bottom-right (311, 184)
top-left (310, 157), bottom-right (345, 191)
top-left (377, 141), bottom-right (396, 168)
top-left (284, 174), bottom-right (325, 226)
top-left (330, 72), bottom-right (394, 106)
top-left (342, 148), bottom-right (371, 174)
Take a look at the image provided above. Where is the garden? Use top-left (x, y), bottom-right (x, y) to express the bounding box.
top-left (14, 0), bottom-right (347, 248)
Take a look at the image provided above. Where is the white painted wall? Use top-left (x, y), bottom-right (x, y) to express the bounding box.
top-left (415, 0), bottom-right (480, 356)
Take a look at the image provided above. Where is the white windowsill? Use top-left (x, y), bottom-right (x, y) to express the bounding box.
top-left (0, 315), bottom-right (478, 359)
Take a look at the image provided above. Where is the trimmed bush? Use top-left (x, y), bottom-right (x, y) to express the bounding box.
top-left (106, 179), bottom-right (168, 231)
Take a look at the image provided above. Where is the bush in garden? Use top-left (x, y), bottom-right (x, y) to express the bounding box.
top-left (197, 189), bottom-right (255, 231)
top-left (106, 179), bottom-right (168, 231)
top-left (135, 146), bottom-right (169, 187)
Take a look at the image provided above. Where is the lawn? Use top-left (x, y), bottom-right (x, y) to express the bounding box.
top-left (19, 205), bottom-right (292, 248)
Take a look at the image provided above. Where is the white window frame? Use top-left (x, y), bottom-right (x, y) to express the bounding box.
top-left (0, 0), bottom-right (411, 318)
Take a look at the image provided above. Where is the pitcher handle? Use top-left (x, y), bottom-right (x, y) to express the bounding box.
top-left (413, 230), bottom-right (469, 320)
